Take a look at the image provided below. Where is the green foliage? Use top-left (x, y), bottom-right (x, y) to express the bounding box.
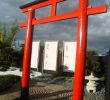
top-left (0, 20), bottom-right (23, 71)
top-left (0, 75), bottom-right (20, 92)
top-left (0, 61), bottom-right (10, 71)
top-left (99, 76), bottom-right (105, 81)
top-left (86, 50), bottom-right (98, 75)
top-left (93, 61), bottom-right (105, 77)
top-left (0, 24), bottom-right (3, 42)
top-left (53, 71), bottom-right (62, 77)
top-left (86, 50), bottom-right (105, 77)
top-left (87, 49), bottom-right (98, 56)
top-left (5, 21), bottom-right (19, 47)
top-left (13, 98), bottom-right (22, 100)
top-left (11, 62), bottom-right (17, 67)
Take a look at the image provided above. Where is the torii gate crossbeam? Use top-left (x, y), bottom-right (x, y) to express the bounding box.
top-left (19, 0), bottom-right (107, 100)
top-left (20, 6), bottom-right (106, 27)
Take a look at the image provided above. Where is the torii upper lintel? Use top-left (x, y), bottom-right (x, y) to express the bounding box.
top-left (20, 0), bottom-right (66, 12)
top-left (19, 0), bottom-right (49, 9)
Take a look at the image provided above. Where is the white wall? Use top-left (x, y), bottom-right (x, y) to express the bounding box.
top-left (30, 41), bottom-right (40, 69)
top-left (43, 41), bottom-right (58, 71)
top-left (63, 41), bottom-right (77, 72)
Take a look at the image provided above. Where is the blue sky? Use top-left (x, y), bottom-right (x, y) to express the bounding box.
top-left (0, 0), bottom-right (110, 53)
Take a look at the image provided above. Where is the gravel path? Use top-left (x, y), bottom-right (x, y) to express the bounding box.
top-left (32, 74), bottom-right (105, 100)
top-left (0, 74), bottom-right (105, 100)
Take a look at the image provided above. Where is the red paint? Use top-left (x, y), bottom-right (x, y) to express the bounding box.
top-left (51, 2), bottom-right (57, 16)
top-left (19, 0), bottom-right (107, 99)
top-left (20, 5), bottom-right (107, 28)
top-left (72, 0), bottom-right (88, 100)
top-left (21, 0), bottom-right (65, 13)
top-left (21, 9), bottom-right (35, 88)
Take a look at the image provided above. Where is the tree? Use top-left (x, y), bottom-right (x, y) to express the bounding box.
top-left (0, 20), bottom-right (19, 47)
top-left (86, 49), bottom-right (105, 77)
top-left (0, 20), bottom-right (21, 71)
top-left (6, 21), bottom-right (19, 47)
top-left (86, 49), bottom-right (98, 76)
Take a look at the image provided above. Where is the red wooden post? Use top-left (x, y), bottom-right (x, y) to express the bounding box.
top-left (21, 9), bottom-right (35, 100)
top-left (72, 0), bottom-right (88, 100)
top-left (51, 2), bottom-right (57, 16)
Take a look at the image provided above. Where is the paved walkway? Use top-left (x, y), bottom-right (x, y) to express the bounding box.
top-left (0, 81), bottom-right (73, 100)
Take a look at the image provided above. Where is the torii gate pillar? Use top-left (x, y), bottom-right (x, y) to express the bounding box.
top-left (19, 0), bottom-right (107, 100)
top-left (21, 9), bottom-right (35, 100)
top-left (72, 0), bottom-right (88, 100)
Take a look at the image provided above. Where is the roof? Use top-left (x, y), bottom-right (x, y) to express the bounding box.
top-left (19, 0), bottom-right (48, 9)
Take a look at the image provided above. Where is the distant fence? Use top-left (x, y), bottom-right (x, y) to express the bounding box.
top-left (30, 41), bottom-right (76, 74)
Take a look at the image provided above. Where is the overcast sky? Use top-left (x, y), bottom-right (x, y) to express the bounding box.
top-left (0, 0), bottom-right (110, 53)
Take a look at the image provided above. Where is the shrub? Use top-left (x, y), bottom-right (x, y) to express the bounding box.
top-left (53, 71), bottom-right (62, 77)
top-left (0, 75), bottom-right (20, 92)
top-left (11, 62), bottom-right (17, 67)
top-left (93, 61), bottom-right (105, 77)
top-left (0, 61), bottom-right (10, 71)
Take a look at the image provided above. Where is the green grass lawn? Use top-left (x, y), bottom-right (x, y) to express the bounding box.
top-left (0, 75), bottom-right (20, 92)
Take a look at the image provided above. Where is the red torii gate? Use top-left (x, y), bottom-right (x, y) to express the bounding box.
top-left (19, 0), bottom-right (107, 100)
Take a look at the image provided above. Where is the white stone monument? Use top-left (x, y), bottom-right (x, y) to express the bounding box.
top-left (43, 41), bottom-right (58, 71)
top-left (85, 72), bottom-right (100, 93)
top-left (63, 41), bottom-right (77, 72)
top-left (30, 41), bottom-right (40, 69)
